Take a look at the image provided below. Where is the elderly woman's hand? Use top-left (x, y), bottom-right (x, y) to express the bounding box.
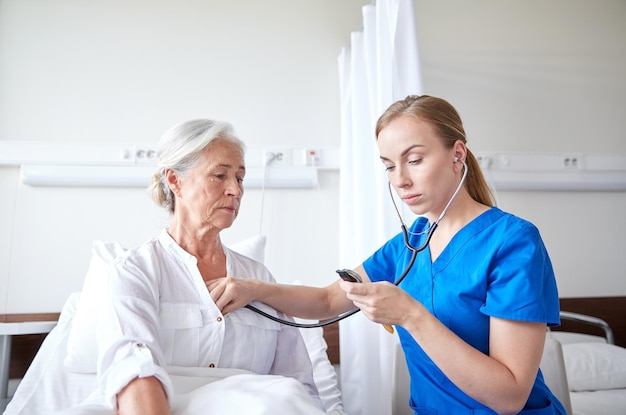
top-left (206, 276), bottom-right (260, 315)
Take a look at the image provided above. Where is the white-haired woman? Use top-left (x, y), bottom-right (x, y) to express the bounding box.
top-left (95, 119), bottom-right (321, 415)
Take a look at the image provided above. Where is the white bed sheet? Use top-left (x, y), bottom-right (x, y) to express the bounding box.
top-left (570, 389), bottom-right (626, 415)
top-left (3, 293), bottom-right (344, 415)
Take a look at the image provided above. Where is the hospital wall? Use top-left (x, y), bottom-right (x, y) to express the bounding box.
top-left (1, 0), bottom-right (625, 314)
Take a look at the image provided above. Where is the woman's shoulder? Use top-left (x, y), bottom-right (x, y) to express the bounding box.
top-left (107, 234), bottom-right (167, 271)
top-left (473, 206), bottom-right (536, 229)
top-left (484, 207), bottom-right (539, 232)
top-left (479, 207), bottom-right (546, 250)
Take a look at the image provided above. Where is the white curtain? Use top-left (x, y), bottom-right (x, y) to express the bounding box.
top-left (337, 1), bottom-right (422, 414)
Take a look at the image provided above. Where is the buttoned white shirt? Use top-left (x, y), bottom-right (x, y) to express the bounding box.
top-left (96, 230), bottom-right (318, 408)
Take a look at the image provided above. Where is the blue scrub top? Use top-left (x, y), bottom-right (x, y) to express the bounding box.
top-left (363, 207), bottom-right (566, 414)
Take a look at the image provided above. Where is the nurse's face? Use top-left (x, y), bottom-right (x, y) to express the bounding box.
top-left (377, 115), bottom-right (458, 218)
top-left (174, 139), bottom-right (245, 232)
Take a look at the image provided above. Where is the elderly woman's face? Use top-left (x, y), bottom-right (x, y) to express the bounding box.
top-left (176, 139), bottom-right (245, 232)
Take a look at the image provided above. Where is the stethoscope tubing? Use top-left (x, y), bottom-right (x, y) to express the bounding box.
top-left (244, 303), bottom-right (360, 328)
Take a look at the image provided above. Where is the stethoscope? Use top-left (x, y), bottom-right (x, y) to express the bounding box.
top-left (244, 158), bottom-right (468, 329)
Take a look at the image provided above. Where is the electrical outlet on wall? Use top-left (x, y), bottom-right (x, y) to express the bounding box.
top-left (562, 154), bottom-right (583, 170)
top-left (292, 148), bottom-right (321, 166)
top-left (262, 148), bottom-right (292, 166)
top-left (304, 148), bottom-right (321, 166)
top-left (133, 145), bottom-right (158, 164)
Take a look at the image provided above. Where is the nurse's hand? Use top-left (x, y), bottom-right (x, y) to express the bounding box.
top-left (338, 279), bottom-right (421, 329)
top-left (207, 276), bottom-right (260, 315)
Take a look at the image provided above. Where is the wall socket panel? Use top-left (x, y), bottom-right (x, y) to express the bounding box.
top-left (300, 148), bottom-right (321, 166)
top-left (561, 154), bottom-right (583, 170)
top-left (122, 145), bottom-right (158, 164)
top-left (474, 152), bottom-right (588, 172)
top-left (262, 147), bottom-right (322, 167)
top-left (262, 148), bottom-right (293, 166)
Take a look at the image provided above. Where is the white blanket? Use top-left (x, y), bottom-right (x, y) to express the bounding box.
top-left (46, 369), bottom-right (326, 415)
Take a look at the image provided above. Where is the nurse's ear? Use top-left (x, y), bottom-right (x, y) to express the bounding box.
top-left (452, 140), bottom-right (467, 167)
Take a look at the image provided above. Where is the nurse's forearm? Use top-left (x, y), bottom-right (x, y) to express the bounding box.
top-left (404, 310), bottom-right (543, 415)
top-left (255, 280), bottom-right (353, 320)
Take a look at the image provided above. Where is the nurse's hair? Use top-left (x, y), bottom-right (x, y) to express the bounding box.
top-left (375, 95), bottom-right (495, 207)
top-left (149, 119), bottom-right (246, 214)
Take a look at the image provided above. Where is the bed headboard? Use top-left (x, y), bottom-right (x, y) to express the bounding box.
top-left (322, 323), bottom-right (340, 364)
top-left (555, 296), bottom-right (626, 347)
top-left (2, 312), bottom-right (60, 379)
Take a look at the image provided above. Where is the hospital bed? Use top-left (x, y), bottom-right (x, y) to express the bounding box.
top-left (2, 238), bottom-right (346, 415)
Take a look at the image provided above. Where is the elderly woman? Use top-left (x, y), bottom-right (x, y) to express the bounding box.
top-left (96, 119), bottom-right (321, 415)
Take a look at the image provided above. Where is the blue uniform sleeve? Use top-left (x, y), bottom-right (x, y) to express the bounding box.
top-left (362, 231), bottom-right (406, 283)
top-left (480, 221), bottom-right (561, 326)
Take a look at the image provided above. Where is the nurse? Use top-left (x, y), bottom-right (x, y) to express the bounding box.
top-left (209, 95), bottom-right (566, 414)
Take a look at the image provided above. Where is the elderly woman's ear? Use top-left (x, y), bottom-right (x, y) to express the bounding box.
top-left (164, 169), bottom-right (181, 197)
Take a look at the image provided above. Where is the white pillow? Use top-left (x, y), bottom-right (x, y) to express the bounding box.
top-left (563, 342), bottom-right (626, 391)
top-left (64, 240), bottom-right (126, 373)
top-left (229, 235), bottom-right (267, 263)
top-left (296, 319), bottom-right (344, 415)
top-left (64, 235), bottom-right (267, 374)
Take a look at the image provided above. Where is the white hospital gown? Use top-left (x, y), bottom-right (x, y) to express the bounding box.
top-left (96, 230), bottom-right (320, 409)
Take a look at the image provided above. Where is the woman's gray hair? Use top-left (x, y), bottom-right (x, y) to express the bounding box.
top-left (148, 119), bottom-right (246, 213)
